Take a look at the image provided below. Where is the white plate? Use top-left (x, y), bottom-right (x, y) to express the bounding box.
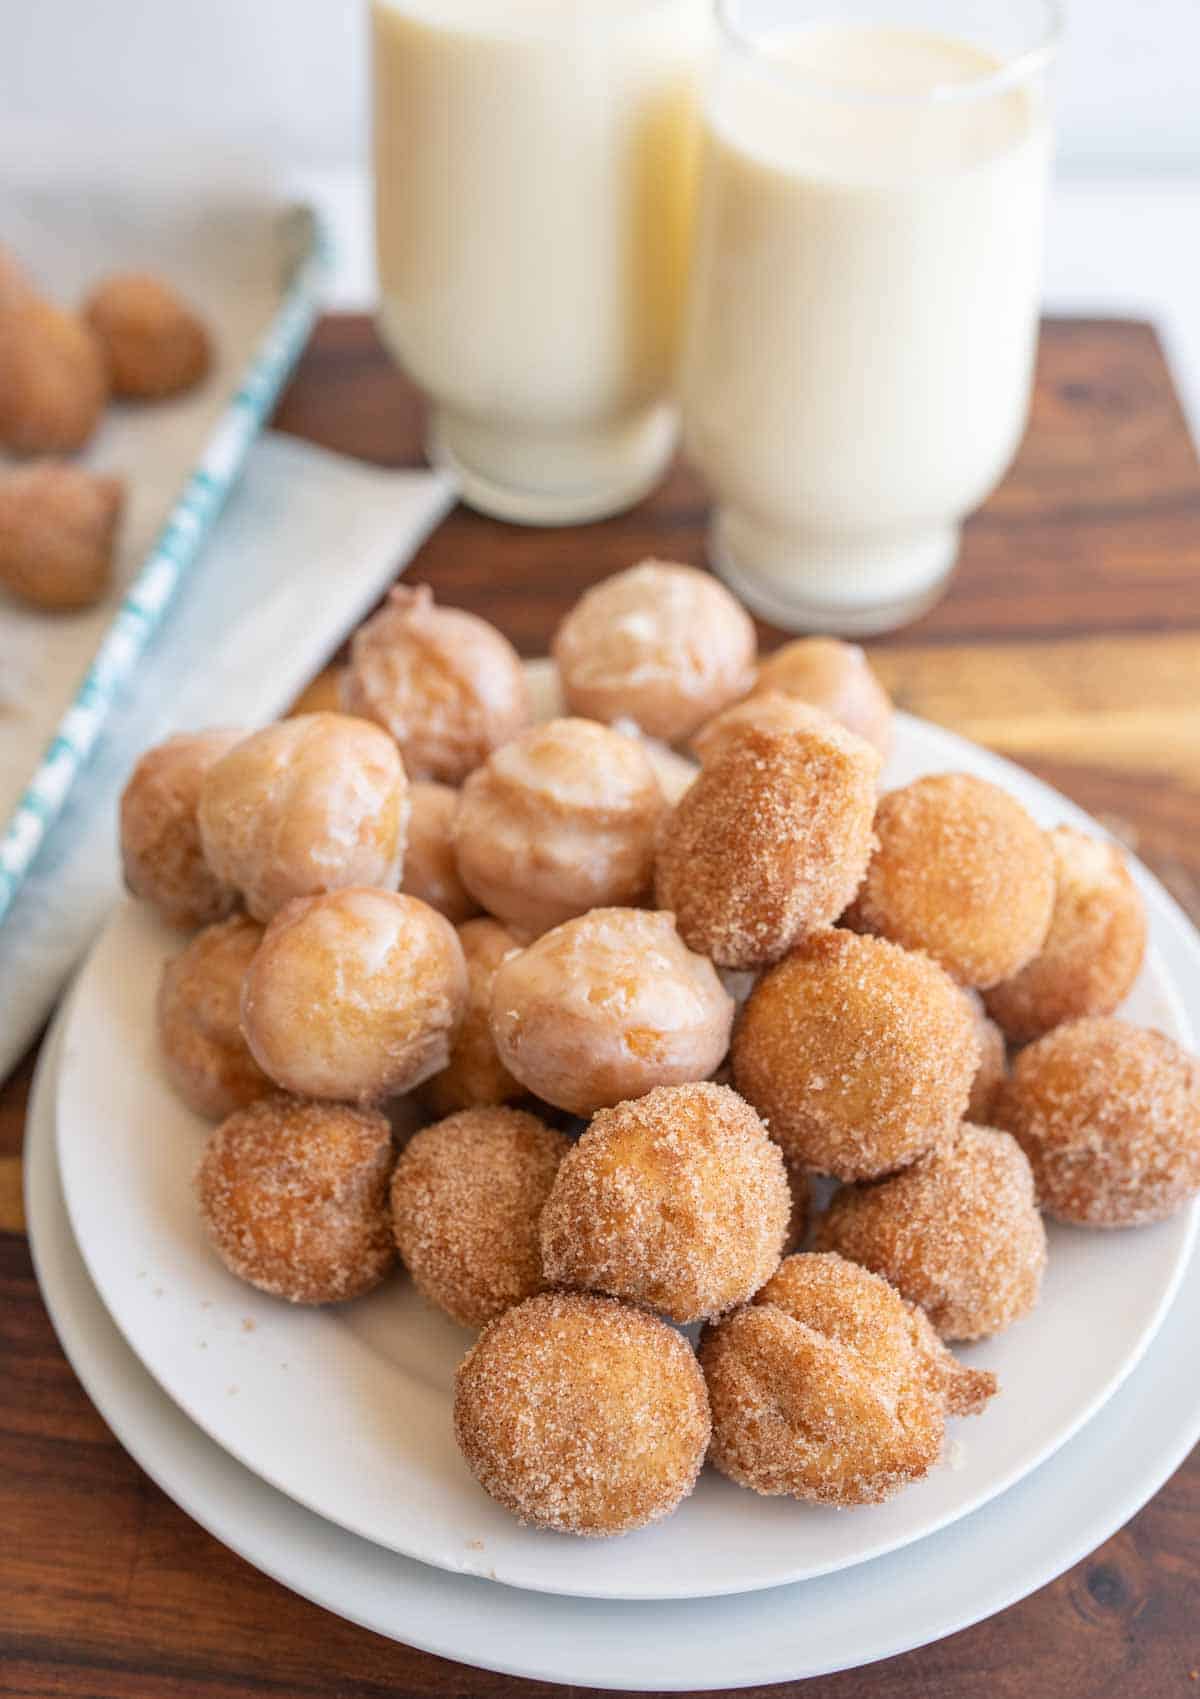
top-left (29, 999), bottom-right (1200, 1690)
top-left (55, 708), bottom-right (1198, 1602)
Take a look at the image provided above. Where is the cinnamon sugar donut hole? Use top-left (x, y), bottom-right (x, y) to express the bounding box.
top-left (157, 915), bottom-right (271, 1120)
top-left (120, 729), bottom-right (243, 928)
top-left (654, 720), bottom-right (880, 971)
top-left (818, 1124), bottom-right (1047, 1340)
top-left (552, 559), bottom-right (756, 744)
top-left (454, 1290), bottom-right (710, 1536)
top-left (423, 918), bottom-right (525, 1117)
top-left (197, 713), bottom-right (408, 923)
top-left (195, 1096), bottom-right (396, 1304)
top-left (700, 1252), bottom-right (993, 1507)
top-left (691, 692), bottom-right (834, 767)
top-left (400, 782), bottom-right (481, 925)
top-left (750, 638), bottom-right (894, 760)
top-left (732, 929), bottom-right (977, 1181)
top-left (341, 585), bottom-right (529, 784)
top-left (490, 908), bottom-right (734, 1115)
top-left (242, 889), bottom-right (467, 1104)
top-left (540, 1083), bottom-right (790, 1324)
top-left (755, 1253), bottom-right (995, 1419)
top-left (454, 718), bottom-right (665, 935)
top-left (993, 1017), bottom-right (1200, 1227)
top-left (390, 1107), bottom-right (570, 1329)
top-left (983, 826), bottom-right (1147, 1042)
top-left (963, 989), bottom-right (1008, 1123)
top-left (782, 1158), bottom-right (813, 1256)
top-left (848, 773), bottom-right (1055, 989)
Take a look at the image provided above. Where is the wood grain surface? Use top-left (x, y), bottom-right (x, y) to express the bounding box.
top-left (3, 315), bottom-right (1199, 1699)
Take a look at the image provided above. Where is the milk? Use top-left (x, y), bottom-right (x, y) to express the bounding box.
top-left (681, 23), bottom-right (1053, 632)
top-left (371, 0), bottom-right (709, 523)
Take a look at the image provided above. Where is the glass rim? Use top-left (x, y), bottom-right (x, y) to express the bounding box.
top-left (715, 0), bottom-right (1064, 105)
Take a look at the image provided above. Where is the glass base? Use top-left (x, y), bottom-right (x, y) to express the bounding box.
top-left (708, 507), bottom-right (959, 636)
top-left (426, 404), bottom-right (677, 527)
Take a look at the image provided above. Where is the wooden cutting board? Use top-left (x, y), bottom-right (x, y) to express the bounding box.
top-left (2, 315), bottom-right (1198, 1699)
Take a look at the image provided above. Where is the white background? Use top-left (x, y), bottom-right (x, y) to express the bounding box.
top-left (1, 0), bottom-right (1198, 179)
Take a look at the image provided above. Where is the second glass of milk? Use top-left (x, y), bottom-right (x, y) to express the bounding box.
top-left (371, 0), bottom-right (709, 526)
top-left (681, 0), bottom-right (1060, 633)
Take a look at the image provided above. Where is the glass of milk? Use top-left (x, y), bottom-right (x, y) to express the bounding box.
top-left (681, 0), bottom-right (1061, 633)
top-left (371, 0), bottom-right (710, 526)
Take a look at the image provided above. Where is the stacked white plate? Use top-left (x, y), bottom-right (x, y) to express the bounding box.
top-left (27, 694), bottom-right (1200, 1689)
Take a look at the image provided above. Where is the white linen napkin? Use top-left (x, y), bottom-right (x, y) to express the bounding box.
top-left (0, 431), bottom-right (456, 1081)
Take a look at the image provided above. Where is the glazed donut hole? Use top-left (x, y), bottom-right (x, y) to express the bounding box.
top-left (552, 559), bottom-right (757, 744)
top-left (963, 988), bottom-right (1008, 1124)
top-left (732, 929), bottom-right (978, 1182)
top-left (453, 1290), bottom-right (711, 1537)
top-left (655, 720), bottom-right (880, 971)
top-left (993, 1017), bottom-right (1200, 1228)
top-left (489, 907), bottom-right (734, 1116)
top-left (400, 781), bottom-right (481, 925)
top-left (195, 1096), bottom-right (396, 1305)
top-left (540, 1082), bottom-right (790, 1324)
top-left (749, 637), bottom-right (894, 761)
top-left (848, 772), bottom-right (1055, 990)
top-left (983, 825), bottom-right (1147, 1043)
top-left (120, 729), bottom-right (243, 928)
top-left (818, 1123), bottom-right (1047, 1341)
top-left (341, 584), bottom-right (530, 784)
top-left (241, 888), bottom-right (467, 1104)
top-left (690, 692), bottom-right (837, 767)
top-left (700, 1252), bottom-right (994, 1507)
top-left (391, 1106), bottom-right (570, 1329)
top-left (423, 917), bottom-right (526, 1117)
top-left (156, 914), bottom-right (271, 1120)
top-left (454, 717), bottom-right (666, 935)
top-left (197, 713), bottom-right (409, 923)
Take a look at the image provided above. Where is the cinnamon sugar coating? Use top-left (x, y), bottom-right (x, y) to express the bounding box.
top-left (818, 1124), bottom-right (1047, 1340)
top-left (400, 781), bottom-right (481, 924)
top-left (197, 713), bottom-right (408, 923)
top-left (391, 1106), bottom-right (569, 1328)
top-left (732, 930), bottom-right (977, 1181)
top-left (552, 560), bottom-right (756, 744)
top-left (992, 1017), bottom-right (1200, 1227)
top-left (963, 988), bottom-right (1008, 1123)
top-left (691, 692), bottom-right (836, 767)
top-left (454, 1291), bottom-right (710, 1536)
top-left (195, 1096), bottom-right (396, 1304)
top-left (654, 720), bottom-right (880, 971)
top-left (0, 460), bottom-right (124, 610)
top-left (749, 638), bottom-right (894, 759)
top-left (983, 826), bottom-right (1146, 1042)
top-left (83, 272), bottom-right (211, 399)
top-left (782, 1157), bottom-right (813, 1255)
top-left (701, 1253), bottom-right (993, 1506)
top-left (454, 717), bottom-right (666, 935)
top-left (342, 585), bottom-right (529, 784)
top-left (121, 729), bottom-right (243, 928)
top-left (540, 1082), bottom-right (790, 1324)
top-left (490, 907), bottom-right (734, 1115)
top-left (423, 918), bottom-right (526, 1116)
top-left (0, 297), bottom-right (108, 455)
top-left (241, 888), bottom-right (467, 1103)
top-left (157, 915), bottom-right (271, 1120)
top-left (848, 773), bottom-right (1055, 989)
